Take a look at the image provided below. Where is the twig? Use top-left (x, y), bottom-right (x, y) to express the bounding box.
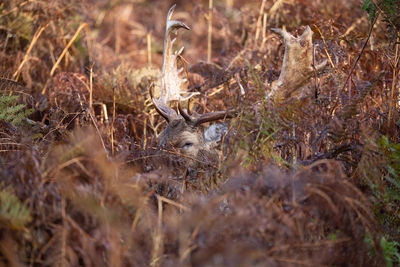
top-left (61, 197), bottom-right (66, 267)
top-left (157, 195), bottom-right (190, 211)
top-left (89, 64), bottom-right (93, 113)
top-left (147, 32), bottom-right (152, 66)
top-left (312, 44), bottom-right (319, 100)
top-left (313, 25), bottom-right (335, 69)
top-left (111, 86), bottom-right (116, 156)
top-left (42, 23), bottom-right (88, 94)
top-left (255, 0), bottom-right (267, 46)
top-left (13, 23), bottom-right (49, 80)
top-left (131, 191), bottom-right (153, 233)
top-left (50, 23), bottom-right (88, 77)
top-left (261, 12), bottom-right (268, 50)
top-left (0, 0), bottom-right (34, 18)
top-left (143, 117), bottom-right (147, 149)
top-left (151, 195), bottom-right (164, 267)
top-left (388, 32), bottom-right (399, 128)
top-left (89, 110), bottom-right (107, 152)
top-left (337, 15), bottom-right (378, 98)
top-left (268, 0), bottom-right (284, 17)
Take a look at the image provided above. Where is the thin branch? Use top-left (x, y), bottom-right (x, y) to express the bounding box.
top-left (337, 14), bottom-right (379, 98)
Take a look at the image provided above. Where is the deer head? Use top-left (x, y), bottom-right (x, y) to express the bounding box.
top-left (150, 5), bottom-right (234, 161)
top-left (267, 26), bottom-right (328, 101)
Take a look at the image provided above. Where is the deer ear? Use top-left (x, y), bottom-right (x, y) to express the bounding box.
top-left (204, 123), bottom-right (228, 143)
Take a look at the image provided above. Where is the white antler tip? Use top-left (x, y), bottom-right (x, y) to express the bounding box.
top-left (271, 27), bottom-right (291, 40)
top-left (167, 4), bottom-right (177, 21)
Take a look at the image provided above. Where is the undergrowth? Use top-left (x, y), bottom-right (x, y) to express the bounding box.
top-left (0, 0), bottom-right (399, 266)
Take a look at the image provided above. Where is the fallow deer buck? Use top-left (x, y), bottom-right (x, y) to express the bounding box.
top-left (149, 5), bottom-right (326, 163)
top-left (150, 5), bottom-right (235, 163)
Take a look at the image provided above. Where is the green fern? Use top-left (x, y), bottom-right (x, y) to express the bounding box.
top-left (378, 136), bottom-right (400, 202)
top-left (363, 0), bottom-right (399, 21)
top-left (0, 187), bottom-right (31, 230)
top-left (0, 94), bottom-right (33, 125)
top-left (360, 134), bottom-right (400, 244)
top-left (362, 0), bottom-right (399, 40)
top-left (381, 236), bottom-right (400, 267)
top-left (362, 0), bottom-right (378, 20)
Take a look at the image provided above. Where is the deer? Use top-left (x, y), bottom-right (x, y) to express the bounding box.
top-left (267, 26), bottom-right (328, 101)
top-left (149, 5), bottom-right (235, 164)
top-left (149, 5), bottom-right (327, 164)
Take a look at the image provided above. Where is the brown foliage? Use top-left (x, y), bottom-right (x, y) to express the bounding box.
top-left (0, 0), bottom-right (399, 266)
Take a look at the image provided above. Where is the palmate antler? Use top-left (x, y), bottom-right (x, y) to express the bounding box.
top-left (160, 4), bottom-right (193, 103)
top-left (266, 26), bottom-right (327, 101)
top-left (155, 4), bottom-right (200, 105)
top-left (150, 5), bottom-right (233, 125)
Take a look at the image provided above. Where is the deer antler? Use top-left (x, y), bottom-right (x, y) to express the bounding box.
top-left (160, 4), bottom-right (200, 103)
top-left (151, 5), bottom-right (235, 127)
top-left (266, 26), bottom-right (327, 101)
top-left (149, 83), bottom-right (179, 122)
top-left (151, 5), bottom-right (200, 121)
top-left (178, 99), bottom-right (235, 126)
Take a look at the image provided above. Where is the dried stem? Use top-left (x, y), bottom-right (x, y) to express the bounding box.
top-left (13, 23), bottom-right (49, 80)
top-left (255, 0), bottom-right (267, 46)
top-left (313, 25), bottom-right (335, 69)
top-left (337, 15), bottom-right (378, 99)
top-left (207, 0), bottom-right (213, 62)
top-left (151, 195), bottom-right (164, 267)
top-left (388, 32), bottom-right (399, 128)
top-left (42, 23), bottom-right (88, 94)
top-left (147, 32), bottom-right (152, 66)
top-left (111, 86), bottom-right (115, 156)
top-left (61, 197), bottom-right (66, 267)
top-left (89, 64), bottom-right (93, 113)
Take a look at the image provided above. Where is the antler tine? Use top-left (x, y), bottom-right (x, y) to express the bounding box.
top-left (271, 28), bottom-right (293, 41)
top-left (194, 110), bottom-right (236, 126)
top-left (149, 83), bottom-right (178, 122)
top-left (163, 4), bottom-right (190, 73)
top-left (178, 98), bottom-right (193, 122)
top-left (165, 4), bottom-right (190, 39)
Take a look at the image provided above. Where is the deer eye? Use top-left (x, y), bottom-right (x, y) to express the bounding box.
top-left (182, 142), bottom-right (194, 149)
